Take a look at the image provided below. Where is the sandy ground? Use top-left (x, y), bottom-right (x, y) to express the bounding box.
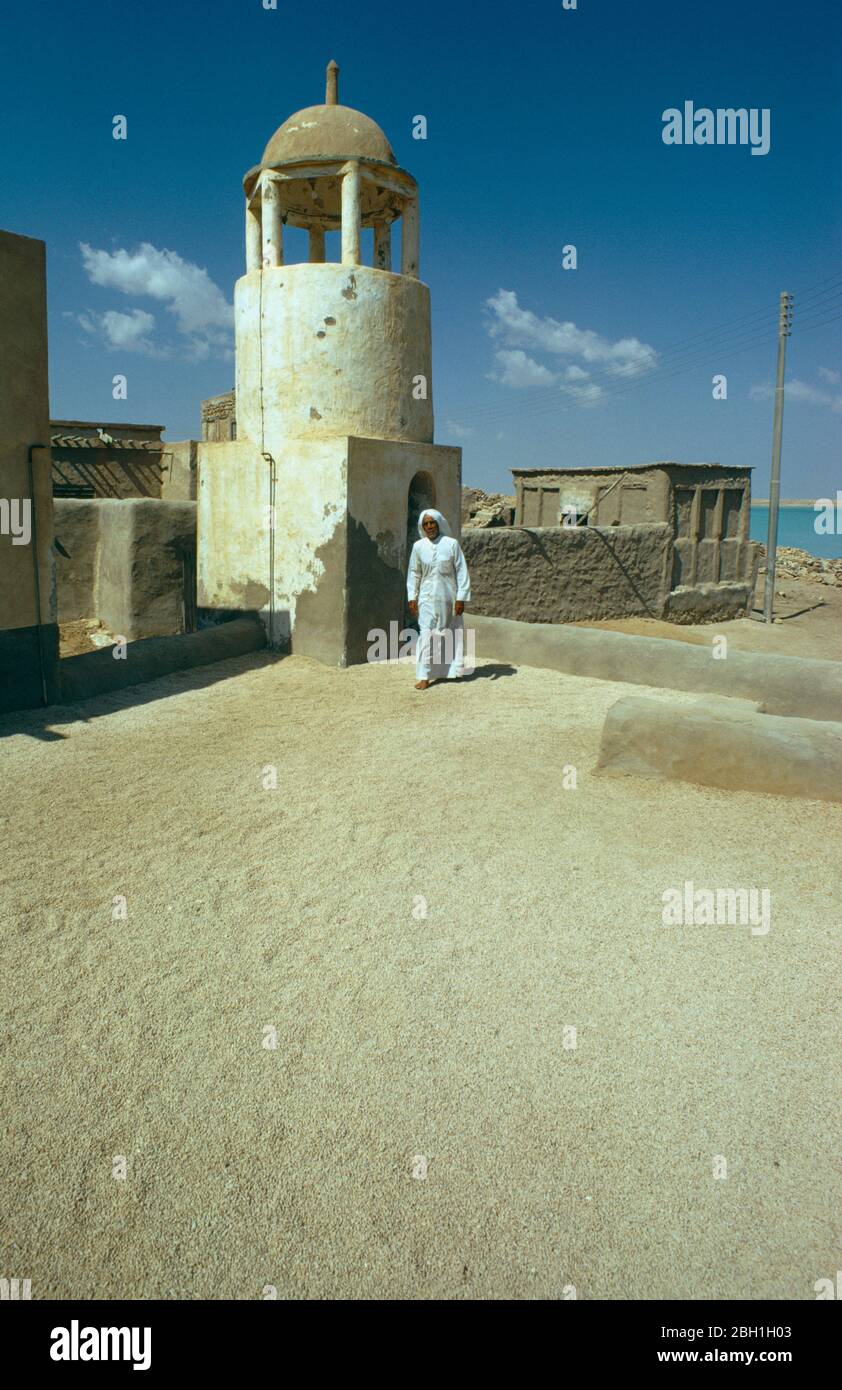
top-left (1, 651), bottom-right (840, 1301)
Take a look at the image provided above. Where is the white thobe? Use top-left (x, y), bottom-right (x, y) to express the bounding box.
top-left (407, 535), bottom-right (472, 680)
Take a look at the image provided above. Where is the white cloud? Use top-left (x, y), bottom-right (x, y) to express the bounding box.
top-left (445, 419), bottom-right (475, 438)
top-left (485, 348), bottom-right (605, 407)
top-left (487, 349), bottom-right (557, 389)
top-left (563, 380), bottom-right (604, 408)
top-left (818, 366), bottom-right (840, 384)
top-left (79, 242), bottom-right (233, 360)
top-left (75, 308), bottom-right (160, 355)
top-left (485, 289), bottom-right (658, 378)
top-left (750, 378), bottom-right (842, 412)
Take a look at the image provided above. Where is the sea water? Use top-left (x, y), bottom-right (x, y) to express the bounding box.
top-left (749, 505), bottom-right (841, 559)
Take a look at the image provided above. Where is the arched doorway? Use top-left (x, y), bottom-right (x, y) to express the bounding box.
top-left (405, 471), bottom-right (436, 625)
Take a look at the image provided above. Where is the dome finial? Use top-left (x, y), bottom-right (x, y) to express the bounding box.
top-left (326, 60), bottom-right (339, 105)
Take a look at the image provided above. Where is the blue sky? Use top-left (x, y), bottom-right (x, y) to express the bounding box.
top-left (2, 0), bottom-right (840, 496)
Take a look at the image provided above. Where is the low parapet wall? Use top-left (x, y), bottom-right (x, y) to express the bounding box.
top-left (461, 524), bottom-right (672, 623)
top-left (465, 612), bottom-right (842, 722)
top-left (461, 524), bottom-right (757, 625)
top-left (597, 695), bottom-right (842, 803)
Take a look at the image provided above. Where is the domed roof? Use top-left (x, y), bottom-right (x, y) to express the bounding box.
top-left (261, 102), bottom-right (396, 169)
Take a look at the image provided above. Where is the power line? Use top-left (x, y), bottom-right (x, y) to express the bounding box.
top-left (797, 311), bottom-right (842, 334)
top-left (462, 286), bottom-right (842, 425)
top-left (457, 306), bottom-right (840, 432)
top-left (460, 323), bottom-right (784, 427)
top-left (451, 273), bottom-right (842, 430)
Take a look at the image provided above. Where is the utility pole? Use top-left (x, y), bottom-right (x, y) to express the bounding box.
top-left (764, 291), bottom-right (793, 623)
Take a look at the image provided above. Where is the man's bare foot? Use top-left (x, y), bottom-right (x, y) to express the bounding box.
top-left (415, 679), bottom-right (430, 690)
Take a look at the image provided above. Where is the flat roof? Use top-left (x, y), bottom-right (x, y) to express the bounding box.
top-left (52, 432), bottom-right (162, 452)
top-left (511, 461), bottom-right (752, 476)
top-left (50, 419), bottom-right (165, 431)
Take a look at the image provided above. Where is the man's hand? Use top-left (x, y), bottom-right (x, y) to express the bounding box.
top-left (455, 601), bottom-right (464, 617)
top-left (408, 599), bottom-right (418, 618)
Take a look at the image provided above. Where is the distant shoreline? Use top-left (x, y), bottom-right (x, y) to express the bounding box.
top-left (751, 499), bottom-right (822, 508)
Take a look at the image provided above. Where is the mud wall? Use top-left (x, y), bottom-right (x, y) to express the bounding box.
top-left (461, 524), bottom-right (673, 623)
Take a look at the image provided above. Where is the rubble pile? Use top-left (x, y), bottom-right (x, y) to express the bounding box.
top-left (759, 545), bottom-right (842, 587)
top-left (461, 486), bottom-right (516, 528)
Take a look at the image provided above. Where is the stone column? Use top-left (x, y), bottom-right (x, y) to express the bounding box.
top-left (401, 195), bottom-right (419, 278)
top-left (373, 220), bottom-right (391, 271)
top-left (326, 59), bottom-right (339, 105)
top-left (245, 203), bottom-right (261, 272)
top-left (262, 181), bottom-right (283, 269)
top-left (341, 161), bottom-right (361, 267)
top-left (309, 227), bottom-right (326, 263)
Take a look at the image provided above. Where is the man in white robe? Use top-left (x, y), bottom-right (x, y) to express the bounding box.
top-left (407, 508), bottom-right (471, 690)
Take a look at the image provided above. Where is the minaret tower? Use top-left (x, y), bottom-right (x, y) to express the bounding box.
top-left (198, 62), bottom-right (461, 666)
top-left (237, 60), bottom-right (431, 447)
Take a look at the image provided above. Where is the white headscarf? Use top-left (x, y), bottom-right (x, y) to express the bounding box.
top-left (417, 507), bottom-right (452, 539)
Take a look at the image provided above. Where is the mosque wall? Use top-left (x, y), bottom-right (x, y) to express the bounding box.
top-left (197, 441), bottom-right (272, 617)
top-left (345, 437), bottom-right (461, 664)
top-left (197, 434), bottom-right (460, 665)
top-left (0, 229), bottom-right (60, 712)
top-left (197, 436), bottom-right (348, 661)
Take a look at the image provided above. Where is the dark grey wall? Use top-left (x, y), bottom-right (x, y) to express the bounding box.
top-left (0, 231), bottom-right (59, 712)
top-left (60, 616), bottom-right (265, 704)
top-left (0, 623), bottom-right (60, 713)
